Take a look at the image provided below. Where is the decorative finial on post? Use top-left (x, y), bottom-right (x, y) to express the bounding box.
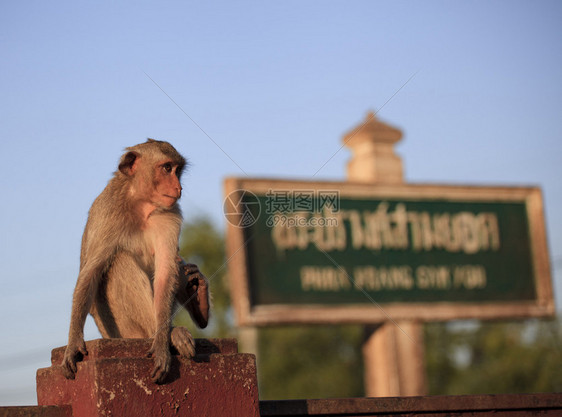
top-left (343, 111), bottom-right (404, 184)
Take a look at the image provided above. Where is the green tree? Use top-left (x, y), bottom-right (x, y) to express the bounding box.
top-left (258, 325), bottom-right (364, 400)
top-left (425, 319), bottom-right (562, 395)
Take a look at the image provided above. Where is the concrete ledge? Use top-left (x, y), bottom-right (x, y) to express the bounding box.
top-left (260, 393), bottom-right (562, 416)
top-left (37, 338), bottom-right (259, 417)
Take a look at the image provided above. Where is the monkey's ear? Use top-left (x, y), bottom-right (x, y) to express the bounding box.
top-left (118, 151), bottom-right (140, 176)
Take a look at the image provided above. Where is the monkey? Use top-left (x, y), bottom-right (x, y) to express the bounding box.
top-left (61, 139), bottom-right (210, 384)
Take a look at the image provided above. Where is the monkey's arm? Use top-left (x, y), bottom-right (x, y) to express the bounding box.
top-left (148, 237), bottom-right (181, 384)
top-left (176, 260), bottom-right (210, 329)
top-left (61, 255), bottom-right (109, 379)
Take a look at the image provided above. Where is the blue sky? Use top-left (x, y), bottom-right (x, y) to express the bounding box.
top-left (1, 0), bottom-right (561, 405)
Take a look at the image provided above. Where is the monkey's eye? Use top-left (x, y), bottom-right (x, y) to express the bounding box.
top-left (162, 163), bottom-right (173, 174)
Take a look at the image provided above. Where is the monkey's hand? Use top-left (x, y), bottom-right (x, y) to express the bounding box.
top-left (61, 338), bottom-right (88, 380)
top-left (171, 327), bottom-right (196, 358)
top-left (177, 261), bottom-right (210, 329)
top-left (147, 335), bottom-right (171, 384)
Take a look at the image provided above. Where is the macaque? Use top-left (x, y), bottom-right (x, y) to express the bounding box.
top-left (62, 139), bottom-right (209, 384)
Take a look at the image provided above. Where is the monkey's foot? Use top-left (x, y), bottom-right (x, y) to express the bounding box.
top-left (61, 338), bottom-right (88, 380)
top-left (147, 338), bottom-right (171, 384)
top-left (171, 326), bottom-right (196, 358)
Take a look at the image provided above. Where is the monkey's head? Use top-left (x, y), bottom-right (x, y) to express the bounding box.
top-left (118, 139), bottom-right (187, 209)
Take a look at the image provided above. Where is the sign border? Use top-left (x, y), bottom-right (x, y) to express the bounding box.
top-left (224, 177), bottom-right (555, 326)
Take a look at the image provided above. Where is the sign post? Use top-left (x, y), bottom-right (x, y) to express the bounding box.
top-left (224, 113), bottom-right (554, 397)
top-left (344, 112), bottom-right (425, 397)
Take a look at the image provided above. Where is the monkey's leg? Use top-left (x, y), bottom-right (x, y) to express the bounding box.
top-left (176, 260), bottom-right (210, 329)
top-left (95, 252), bottom-right (157, 338)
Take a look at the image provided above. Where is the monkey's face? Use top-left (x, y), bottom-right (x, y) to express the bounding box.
top-left (151, 160), bottom-right (183, 208)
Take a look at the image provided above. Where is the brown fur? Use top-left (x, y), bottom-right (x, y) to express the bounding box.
top-left (62, 139), bottom-right (209, 384)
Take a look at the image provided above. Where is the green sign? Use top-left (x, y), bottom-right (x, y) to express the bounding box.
top-left (225, 179), bottom-right (554, 325)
